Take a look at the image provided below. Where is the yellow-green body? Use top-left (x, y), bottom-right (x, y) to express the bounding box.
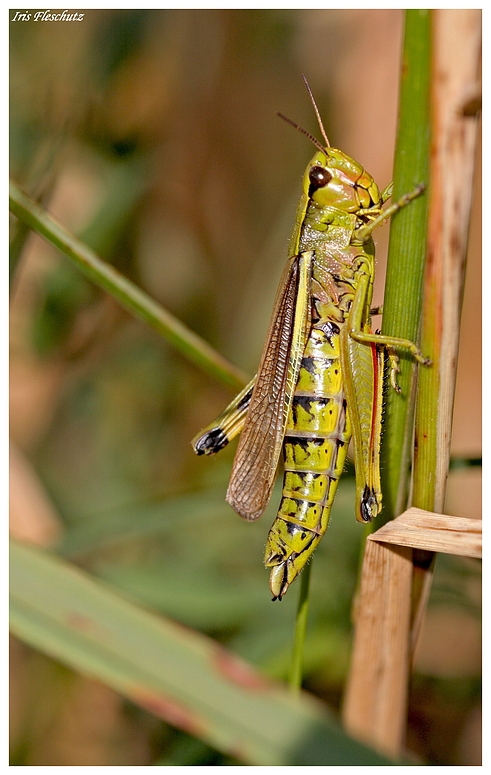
top-left (265, 149), bottom-right (382, 597)
top-left (192, 130), bottom-right (428, 600)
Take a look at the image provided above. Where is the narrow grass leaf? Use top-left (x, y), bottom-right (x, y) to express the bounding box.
top-left (10, 539), bottom-right (402, 765)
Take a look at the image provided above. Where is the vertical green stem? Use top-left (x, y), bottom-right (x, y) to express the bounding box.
top-left (379, 9), bottom-right (432, 524)
top-left (408, 8), bottom-right (481, 655)
top-left (289, 562), bottom-right (312, 693)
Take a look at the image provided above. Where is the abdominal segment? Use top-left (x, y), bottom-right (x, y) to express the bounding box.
top-left (265, 323), bottom-right (352, 600)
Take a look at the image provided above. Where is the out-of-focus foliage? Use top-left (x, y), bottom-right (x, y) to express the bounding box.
top-left (13, 539), bottom-right (400, 766)
top-left (10, 8), bottom-right (480, 766)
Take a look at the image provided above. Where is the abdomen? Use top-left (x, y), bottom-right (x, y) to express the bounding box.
top-left (265, 320), bottom-right (352, 599)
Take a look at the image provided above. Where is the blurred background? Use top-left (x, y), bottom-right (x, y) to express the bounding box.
top-left (9, 9), bottom-right (481, 766)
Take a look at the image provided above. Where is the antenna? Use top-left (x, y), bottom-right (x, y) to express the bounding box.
top-left (302, 74), bottom-right (330, 148)
top-left (276, 112), bottom-right (326, 155)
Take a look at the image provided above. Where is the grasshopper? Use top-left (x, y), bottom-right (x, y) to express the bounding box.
top-left (192, 78), bottom-right (430, 600)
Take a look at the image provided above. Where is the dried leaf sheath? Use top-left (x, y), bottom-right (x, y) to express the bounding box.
top-left (226, 252), bottom-right (313, 521)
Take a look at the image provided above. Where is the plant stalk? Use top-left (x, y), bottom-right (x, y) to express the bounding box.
top-left (9, 180), bottom-right (248, 391)
top-left (379, 9), bottom-right (432, 525)
top-left (289, 562), bottom-right (312, 693)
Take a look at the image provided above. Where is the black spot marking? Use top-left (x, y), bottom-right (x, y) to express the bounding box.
top-left (269, 551), bottom-right (285, 563)
top-left (296, 531), bottom-right (318, 555)
top-left (284, 435), bottom-right (326, 451)
top-left (237, 386), bottom-right (253, 412)
top-left (311, 302), bottom-right (321, 324)
top-left (301, 356), bottom-right (317, 374)
top-left (322, 321), bottom-right (340, 336)
top-left (360, 485), bottom-right (377, 522)
top-left (293, 395), bottom-right (315, 414)
top-left (273, 565), bottom-right (290, 602)
top-left (320, 321), bottom-right (340, 346)
top-left (194, 428), bottom-right (228, 455)
top-left (292, 395), bottom-right (330, 424)
top-left (281, 497), bottom-right (322, 515)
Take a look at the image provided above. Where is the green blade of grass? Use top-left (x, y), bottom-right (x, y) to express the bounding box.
top-left (10, 539), bottom-right (403, 766)
top-left (289, 562), bottom-right (312, 693)
top-left (9, 180), bottom-right (247, 391)
top-left (9, 219), bottom-right (31, 289)
top-left (407, 10), bottom-right (481, 652)
top-left (379, 9), bottom-right (432, 524)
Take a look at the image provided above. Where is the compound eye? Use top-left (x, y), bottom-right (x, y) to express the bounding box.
top-left (308, 165), bottom-right (332, 193)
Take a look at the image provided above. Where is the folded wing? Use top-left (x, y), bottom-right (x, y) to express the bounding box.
top-left (227, 251), bottom-right (313, 521)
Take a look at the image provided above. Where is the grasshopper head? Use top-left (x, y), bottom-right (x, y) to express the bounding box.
top-left (279, 79), bottom-right (383, 215)
top-left (303, 149), bottom-right (382, 213)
